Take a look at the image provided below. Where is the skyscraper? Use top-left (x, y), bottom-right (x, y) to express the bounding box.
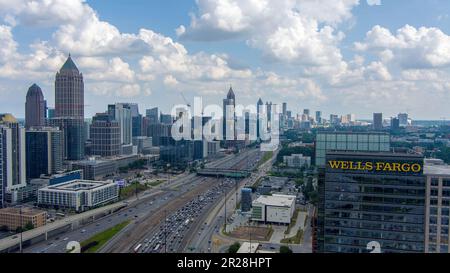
top-left (26, 127), bottom-right (63, 180)
top-left (25, 84), bottom-right (46, 129)
top-left (146, 108), bottom-right (159, 124)
top-left (55, 55), bottom-right (84, 119)
top-left (223, 87), bottom-right (236, 141)
top-left (257, 98), bottom-right (264, 140)
top-left (282, 103), bottom-right (287, 116)
top-left (0, 114), bottom-right (26, 204)
top-left (398, 113), bottom-right (409, 127)
top-left (317, 151), bottom-right (425, 253)
top-left (316, 111), bottom-right (322, 125)
top-left (108, 104), bottom-right (132, 145)
top-left (90, 113), bottom-right (121, 157)
top-left (373, 113), bottom-right (383, 130)
top-left (53, 55), bottom-right (85, 160)
top-left (391, 117), bottom-right (400, 130)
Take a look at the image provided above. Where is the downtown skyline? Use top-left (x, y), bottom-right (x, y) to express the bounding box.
top-left (1, 0), bottom-right (450, 120)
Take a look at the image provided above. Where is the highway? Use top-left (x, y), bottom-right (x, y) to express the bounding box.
top-left (115, 148), bottom-right (262, 253)
top-left (21, 151), bottom-right (244, 253)
top-left (100, 148), bottom-right (261, 253)
top-left (183, 148), bottom-right (278, 253)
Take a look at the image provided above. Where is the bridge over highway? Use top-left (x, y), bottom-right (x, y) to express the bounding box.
top-left (197, 168), bottom-right (251, 178)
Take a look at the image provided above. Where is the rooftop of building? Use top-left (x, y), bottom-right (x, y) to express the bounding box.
top-left (424, 160), bottom-right (450, 176)
top-left (237, 242), bottom-right (260, 253)
top-left (253, 194), bottom-right (296, 207)
top-left (60, 54), bottom-right (79, 72)
top-left (41, 180), bottom-right (115, 192)
top-left (326, 151), bottom-right (424, 158)
top-left (73, 154), bottom-right (139, 165)
top-left (0, 207), bottom-right (46, 216)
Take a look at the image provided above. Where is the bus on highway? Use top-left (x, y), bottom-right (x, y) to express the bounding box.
top-left (134, 244), bottom-right (142, 253)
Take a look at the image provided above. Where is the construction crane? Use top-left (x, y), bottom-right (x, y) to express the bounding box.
top-left (179, 91), bottom-right (191, 108)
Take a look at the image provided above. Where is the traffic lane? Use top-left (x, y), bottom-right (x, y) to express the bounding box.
top-left (24, 190), bottom-right (180, 253)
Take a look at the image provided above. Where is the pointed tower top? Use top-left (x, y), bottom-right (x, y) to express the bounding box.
top-left (60, 54), bottom-right (79, 72)
top-left (227, 85), bottom-right (235, 100)
top-left (257, 98), bottom-right (263, 105)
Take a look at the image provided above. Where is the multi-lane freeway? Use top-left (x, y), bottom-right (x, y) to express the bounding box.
top-left (103, 148), bottom-right (262, 253)
top-left (22, 149), bottom-right (259, 253)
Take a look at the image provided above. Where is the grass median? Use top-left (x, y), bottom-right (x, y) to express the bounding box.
top-left (81, 220), bottom-right (131, 253)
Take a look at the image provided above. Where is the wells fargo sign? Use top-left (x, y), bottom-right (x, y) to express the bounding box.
top-left (328, 160), bottom-right (422, 174)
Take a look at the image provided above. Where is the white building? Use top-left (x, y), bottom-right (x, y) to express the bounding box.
top-left (252, 194), bottom-right (296, 224)
top-left (283, 154), bottom-right (311, 168)
top-left (37, 180), bottom-right (119, 212)
top-left (0, 114), bottom-right (27, 204)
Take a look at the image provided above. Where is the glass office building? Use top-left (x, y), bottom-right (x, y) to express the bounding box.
top-left (317, 151), bottom-right (426, 253)
top-left (315, 132), bottom-right (390, 167)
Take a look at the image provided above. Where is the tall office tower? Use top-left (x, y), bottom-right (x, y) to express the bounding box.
top-left (120, 103), bottom-right (142, 137)
top-left (303, 109), bottom-right (310, 117)
top-left (160, 114), bottom-right (173, 125)
top-left (25, 84), bottom-right (46, 129)
top-left (391, 117), bottom-right (400, 130)
top-left (55, 55), bottom-right (84, 119)
top-left (317, 151), bottom-right (425, 253)
top-left (47, 108), bottom-right (55, 120)
top-left (90, 113), bottom-right (121, 157)
top-left (315, 132), bottom-right (391, 167)
top-left (330, 114), bottom-right (339, 125)
top-left (398, 113), bottom-right (409, 127)
top-left (48, 118), bottom-right (84, 160)
top-left (26, 127), bottom-right (63, 180)
top-left (108, 103), bottom-right (132, 145)
top-left (54, 55), bottom-right (85, 160)
top-left (315, 111), bottom-right (322, 125)
top-left (424, 160), bottom-right (450, 253)
top-left (373, 113), bottom-right (383, 131)
top-left (257, 98), bottom-right (264, 140)
top-left (223, 87), bottom-right (236, 141)
top-left (241, 188), bottom-right (252, 212)
top-left (282, 103), bottom-right (287, 116)
top-left (146, 107), bottom-right (159, 124)
top-left (0, 114), bottom-right (26, 204)
top-left (265, 101), bottom-right (273, 134)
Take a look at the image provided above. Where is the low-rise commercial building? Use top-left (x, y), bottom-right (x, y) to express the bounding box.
top-left (71, 155), bottom-right (140, 180)
top-left (0, 207), bottom-right (47, 231)
top-left (37, 180), bottom-right (119, 212)
top-left (283, 154), bottom-right (311, 168)
top-left (251, 194), bottom-right (296, 224)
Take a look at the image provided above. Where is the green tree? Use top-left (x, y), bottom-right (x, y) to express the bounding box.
top-left (24, 222), bottom-right (34, 231)
top-left (280, 245), bottom-right (293, 253)
top-left (228, 242), bottom-right (241, 253)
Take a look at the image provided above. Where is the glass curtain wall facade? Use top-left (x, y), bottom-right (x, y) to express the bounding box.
top-left (315, 132), bottom-right (390, 167)
top-left (318, 152), bottom-right (426, 253)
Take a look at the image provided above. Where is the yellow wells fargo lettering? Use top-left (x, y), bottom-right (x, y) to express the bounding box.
top-left (328, 160), bottom-right (422, 173)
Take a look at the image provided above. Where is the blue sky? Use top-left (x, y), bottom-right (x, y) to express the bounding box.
top-left (1, 0), bottom-right (450, 120)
